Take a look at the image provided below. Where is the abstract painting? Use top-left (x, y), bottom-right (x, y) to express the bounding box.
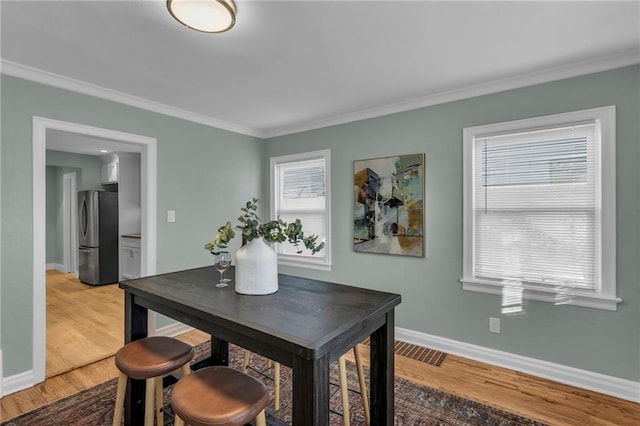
top-left (354, 153), bottom-right (424, 256)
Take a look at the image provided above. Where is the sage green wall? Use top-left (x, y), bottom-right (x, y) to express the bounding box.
top-left (0, 75), bottom-right (263, 376)
top-left (47, 149), bottom-right (103, 191)
top-left (265, 65), bottom-right (640, 381)
top-left (45, 151), bottom-right (102, 266)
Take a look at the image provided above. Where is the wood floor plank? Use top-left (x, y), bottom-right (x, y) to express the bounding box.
top-left (349, 345), bottom-right (640, 426)
top-left (44, 270), bottom-right (123, 378)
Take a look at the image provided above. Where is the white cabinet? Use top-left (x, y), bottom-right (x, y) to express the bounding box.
top-left (101, 160), bottom-right (119, 184)
top-left (121, 237), bottom-right (141, 279)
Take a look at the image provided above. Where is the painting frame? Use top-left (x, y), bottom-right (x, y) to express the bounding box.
top-left (353, 153), bottom-right (425, 257)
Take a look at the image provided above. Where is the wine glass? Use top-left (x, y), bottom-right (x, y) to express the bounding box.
top-left (213, 252), bottom-right (231, 288)
top-left (221, 252), bottom-right (232, 283)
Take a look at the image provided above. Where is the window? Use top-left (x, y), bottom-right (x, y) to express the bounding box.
top-left (462, 106), bottom-right (619, 310)
top-left (270, 149), bottom-right (331, 270)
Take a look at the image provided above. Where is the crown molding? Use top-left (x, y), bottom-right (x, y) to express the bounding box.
top-left (263, 49), bottom-right (640, 138)
top-left (0, 59), bottom-right (263, 138)
top-left (2, 49), bottom-right (638, 140)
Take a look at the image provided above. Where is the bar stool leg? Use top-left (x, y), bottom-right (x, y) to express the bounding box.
top-left (274, 361), bottom-right (281, 410)
top-left (256, 409), bottom-right (267, 426)
top-left (166, 365), bottom-right (191, 426)
top-left (144, 377), bottom-right (155, 426)
top-left (112, 371), bottom-right (127, 426)
top-left (242, 350), bottom-right (251, 373)
top-left (354, 345), bottom-right (370, 424)
top-left (181, 363), bottom-right (191, 377)
top-left (174, 413), bottom-right (185, 426)
top-left (155, 376), bottom-right (163, 426)
top-left (338, 355), bottom-right (350, 426)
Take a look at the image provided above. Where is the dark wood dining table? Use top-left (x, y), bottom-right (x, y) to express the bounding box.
top-left (119, 266), bottom-right (401, 425)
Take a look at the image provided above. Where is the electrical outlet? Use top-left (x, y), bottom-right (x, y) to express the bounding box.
top-left (167, 210), bottom-right (176, 223)
top-left (489, 317), bottom-right (501, 333)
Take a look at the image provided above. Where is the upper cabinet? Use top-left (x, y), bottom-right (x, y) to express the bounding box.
top-left (100, 154), bottom-right (119, 184)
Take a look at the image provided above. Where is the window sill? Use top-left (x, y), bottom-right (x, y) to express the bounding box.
top-left (278, 256), bottom-right (331, 272)
top-left (460, 278), bottom-right (622, 311)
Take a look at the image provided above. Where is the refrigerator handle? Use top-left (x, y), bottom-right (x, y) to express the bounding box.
top-left (80, 198), bottom-right (88, 240)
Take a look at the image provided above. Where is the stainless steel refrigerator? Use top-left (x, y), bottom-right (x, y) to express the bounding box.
top-left (78, 189), bottom-right (119, 285)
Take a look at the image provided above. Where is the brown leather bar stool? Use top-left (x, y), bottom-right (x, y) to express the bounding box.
top-left (112, 336), bottom-right (194, 426)
top-left (171, 366), bottom-right (269, 426)
top-left (243, 345), bottom-right (370, 425)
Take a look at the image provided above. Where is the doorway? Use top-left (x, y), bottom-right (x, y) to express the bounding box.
top-left (32, 117), bottom-right (158, 384)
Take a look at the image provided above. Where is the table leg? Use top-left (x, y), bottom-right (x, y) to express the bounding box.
top-left (292, 353), bottom-right (329, 425)
top-left (210, 334), bottom-right (229, 366)
top-left (124, 292), bottom-right (148, 426)
top-left (370, 309), bottom-right (395, 425)
top-left (189, 334), bottom-right (229, 371)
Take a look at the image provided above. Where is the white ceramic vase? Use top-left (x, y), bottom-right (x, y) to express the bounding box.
top-left (234, 237), bottom-right (278, 295)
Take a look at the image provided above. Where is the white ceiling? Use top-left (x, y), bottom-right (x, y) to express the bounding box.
top-left (47, 129), bottom-right (142, 156)
top-left (2, 1), bottom-right (639, 138)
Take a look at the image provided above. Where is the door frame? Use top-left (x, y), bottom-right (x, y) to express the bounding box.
top-left (62, 172), bottom-right (77, 275)
top-left (33, 116), bottom-right (158, 384)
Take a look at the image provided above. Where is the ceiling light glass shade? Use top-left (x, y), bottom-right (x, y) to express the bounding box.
top-left (167, 0), bottom-right (236, 33)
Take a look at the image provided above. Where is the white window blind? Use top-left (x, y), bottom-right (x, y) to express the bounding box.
top-left (280, 159), bottom-right (325, 204)
top-left (473, 123), bottom-right (597, 290)
top-left (462, 106), bottom-right (618, 310)
top-left (271, 150), bottom-right (331, 269)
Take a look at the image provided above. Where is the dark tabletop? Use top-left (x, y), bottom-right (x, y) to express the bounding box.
top-left (120, 266), bottom-right (401, 362)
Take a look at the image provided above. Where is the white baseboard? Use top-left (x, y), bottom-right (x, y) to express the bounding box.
top-left (155, 322), bottom-right (194, 338)
top-left (396, 327), bottom-right (640, 403)
top-left (1, 369), bottom-right (35, 397)
top-left (45, 263), bottom-right (65, 272)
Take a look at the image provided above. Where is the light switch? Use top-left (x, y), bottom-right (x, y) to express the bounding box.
top-left (167, 210), bottom-right (176, 223)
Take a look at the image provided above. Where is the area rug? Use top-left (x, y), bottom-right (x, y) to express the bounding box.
top-left (1, 343), bottom-right (547, 426)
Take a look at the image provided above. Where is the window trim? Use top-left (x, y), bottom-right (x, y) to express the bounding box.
top-left (461, 106), bottom-right (619, 311)
top-left (270, 149), bottom-right (331, 271)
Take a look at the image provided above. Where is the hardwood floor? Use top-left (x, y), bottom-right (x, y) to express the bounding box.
top-left (2, 297), bottom-right (639, 424)
top-left (349, 346), bottom-right (640, 426)
top-left (45, 270), bottom-right (124, 378)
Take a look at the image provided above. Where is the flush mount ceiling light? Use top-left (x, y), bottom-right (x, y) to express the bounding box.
top-left (167, 0), bottom-right (236, 33)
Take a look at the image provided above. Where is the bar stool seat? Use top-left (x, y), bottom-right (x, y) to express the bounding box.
top-left (171, 366), bottom-right (268, 426)
top-left (112, 336), bottom-right (194, 426)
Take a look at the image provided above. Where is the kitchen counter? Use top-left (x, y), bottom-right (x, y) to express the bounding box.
top-left (121, 235), bottom-right (142, 279)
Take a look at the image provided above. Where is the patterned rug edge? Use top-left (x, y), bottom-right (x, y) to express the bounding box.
top-left (1, 342), bottom-right (548, 426)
